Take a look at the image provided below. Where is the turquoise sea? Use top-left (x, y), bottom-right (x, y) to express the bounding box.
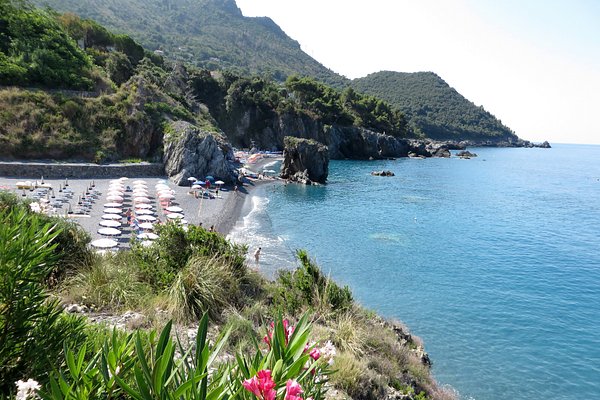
top-left (228, 144), bottom-right (600, 399)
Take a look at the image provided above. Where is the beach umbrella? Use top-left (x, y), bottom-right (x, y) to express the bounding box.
top-left (205, 176), bottom-right (215, 182)
top-left (134, 197), bottom-right (151, 203)
top-left (98, 227), bottom-right (121, 236)
top-left (165, 205), bottom-right (183, 213)
top-left (104, 202), bottom-right (122, 208)
top-left (102, 213), bottom-right (122, 220)
top-left (91, 238), bottom-right (118, 249)
top-left (133, 180), bottom-right (147, 185)
top-left (106, 195), bottom-right (123, 202)
top-left (139, 222), bottom-right (154, 230)
top-left (137, 215), bottom-right (157, 222)
top-left (138, 232), bottom-right (159, 240)
top-left (135, 203), bottom-right (153, 209)
top-left (187, 177), bottom-right (197, 182)
top-left (135, 209), bottom-right (154, 215)
top-left (107, 191), bottom-right (124, 197)
top-left (132, 191), bottom-right (149, 197)
top-left (119, 177), bottom-right (128, 181)
top-left (104, 207), bottom-right (122, 214)
top-left (166, 213), bottom-right (185, 220)
top-left (99, 220), bottom-right (121, 228)
top-left (133, 183), bottom-right (148, 189)
top-left (159, 193), bottom-right (175, 200)
top-left (215, 180), bottom-right (225, 185)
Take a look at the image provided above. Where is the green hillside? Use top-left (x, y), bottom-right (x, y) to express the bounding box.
top-left (34, 0), bottom-right (348, 87)
top-left (351, 71), bottom-right (518, 142)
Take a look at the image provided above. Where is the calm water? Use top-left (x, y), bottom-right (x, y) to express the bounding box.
top-left (228, 144), bottom-right (600, 399)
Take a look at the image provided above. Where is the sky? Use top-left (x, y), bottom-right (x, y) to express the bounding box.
top-left (235, 0), bottom-right (600, 144)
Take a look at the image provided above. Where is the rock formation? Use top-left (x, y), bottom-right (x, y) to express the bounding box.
top-left (163, 121), bottom-right (236, 185)
top-left (280, 137), bottom-right (328, 184)
top-left (371, 170), bottom-right (395, 176)
top-left (457, 150), bottom-right (478, 159)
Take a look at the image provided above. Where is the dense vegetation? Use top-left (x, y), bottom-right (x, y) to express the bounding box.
top-left (351, 71), bottom-right (518, 142)
top-left (1, 0), bottom-right (414, 160)
top-left (33, 0), bottom-right (348, 87)
top-left (0, 191), bottom-right (455, 400)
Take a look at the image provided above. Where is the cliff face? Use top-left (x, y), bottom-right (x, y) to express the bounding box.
top-left (280, 137), bottom-right (329, 184)
top-left (221, 108), bottom-right (459, 160)
top-left (163, 121), bottom-right (236, 185)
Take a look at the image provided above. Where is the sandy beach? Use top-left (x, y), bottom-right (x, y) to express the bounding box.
top-left (0, 156), bottom-right (283, 250)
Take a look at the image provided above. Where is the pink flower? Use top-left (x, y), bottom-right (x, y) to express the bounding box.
top-left (309, 347), bottom-right (321, 361)
top-left (284, 379), bottom-right (303, 400)
top-left (243, 370), bottom-right (276, 400)
top-left (264, 320), bottom-right (295, 349)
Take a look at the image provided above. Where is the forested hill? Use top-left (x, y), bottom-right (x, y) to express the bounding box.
top-left (351, 71), bottom-right (519, 142)
top-left (34, 0), bottom-right (348, 87)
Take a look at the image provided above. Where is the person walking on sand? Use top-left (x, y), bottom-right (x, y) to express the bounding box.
top-left (254, 247), bottom-right (261, 265)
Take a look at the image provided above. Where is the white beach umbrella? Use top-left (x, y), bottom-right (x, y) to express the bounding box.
top-left (99, 220), bottom-right (121, 228)
top-left (104, 202), bottom-right (122, 208)
top-left (104, 207), bottom-right (122, 214)
top-left (135, 203), bottom-right (153, 209)
top-left (155, 184), bottom-right (170, 190)
top-left (91, 238), bottom-right (118, 248)
top-left (133, 185), bottom-right (148, 190)
top-left (134, 197), bottom-right (151, 203)
top-left (119, 177), bottom-right (128, 181)
top-left (137, 215), bottom-right (157, 222)
top-left (139, 222), bottom-right (154, 230)
top-left (106, 195), bottom-right (123, 202)
top-left (159, 193), bottom-right (175, 200)
top-left (138, 232), bottom-right (159, 240)
top-left (166, 213), bottom-right (185, 220)
top-left (101, 213), bottom-right (122, 220)
top-left (132, 191), bottom-right (149, 197)
top-left (215, 180), bottom-right (225, 185)
top-left (98, 227), bottom-right (121, 236)
top-left (108, 185), bottom-right (125, 190)
top-left (135, 209), bottom-right (154, 215)
top-left (165, 206), bottom-right (183, 213)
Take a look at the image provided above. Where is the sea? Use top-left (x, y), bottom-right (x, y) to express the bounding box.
top-left (228, 144), bottom-right (600, 400)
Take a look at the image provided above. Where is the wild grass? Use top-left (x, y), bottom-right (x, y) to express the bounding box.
top-left (331, 312), bottom-right (367, 356)
top-left (167, 254), bottom-right (240, 322)
top-left (61, 252), bottom-right (153, 311)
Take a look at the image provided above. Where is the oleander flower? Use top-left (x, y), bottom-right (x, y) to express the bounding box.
top-left (243, 369), bottom-right (276, 400)
top-left (320, 340), bottom-right (337, 365)
top-left (284, 379), bottom-right (303, 400)
top-left (309, 347), bottom-right (320, 361)
top-left (263, 319), bottom-right (295, 348)
top-left (15, 379), bottom-right (40, 400)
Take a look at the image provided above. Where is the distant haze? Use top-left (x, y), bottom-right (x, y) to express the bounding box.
top-left (236, 0), bottom-right (600, 145)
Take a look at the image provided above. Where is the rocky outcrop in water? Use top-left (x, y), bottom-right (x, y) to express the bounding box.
top-left (280, 137), bottom-right (328, 184)
top-left (163, 121), bottom-right (235, 185)
top-left (457, 150), bottom-right (478, 159)
top-left (371, 170), bottom-right (395, 176)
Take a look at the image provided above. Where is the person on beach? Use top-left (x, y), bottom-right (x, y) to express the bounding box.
top-left (254, 247), bottom-right (261, 265)
top-left (125, 208), bottom-right (132, 225)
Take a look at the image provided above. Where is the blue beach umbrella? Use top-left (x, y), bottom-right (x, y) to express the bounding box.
top-left (205, 175), bottom-right (215, 183)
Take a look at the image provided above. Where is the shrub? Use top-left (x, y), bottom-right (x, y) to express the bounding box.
top-left (273, 250), bottom-right (353, 315)
top-left (0, 207), bottom-right (86, 395)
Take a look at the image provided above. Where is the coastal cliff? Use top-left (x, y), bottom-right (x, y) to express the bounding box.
top-left (280, 136), bottom-right (329, 184)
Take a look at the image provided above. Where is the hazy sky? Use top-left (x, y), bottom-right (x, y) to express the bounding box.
top-left (235, 0), bottom-right (600, 144)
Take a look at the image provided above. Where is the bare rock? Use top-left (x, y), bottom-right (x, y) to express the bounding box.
top-left (163, 121), bottom-right (236, 185)
top-left (280, 137), bottom-right (328, 184)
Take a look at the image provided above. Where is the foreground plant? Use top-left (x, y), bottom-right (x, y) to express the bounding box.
top-left (40, 314), bottom-right (232, 400)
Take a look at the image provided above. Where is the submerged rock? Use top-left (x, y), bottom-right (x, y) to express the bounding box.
top-left (371, 170), bottom-right (395, 176)
top-left (280, 136), bottom-right (328, 184)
